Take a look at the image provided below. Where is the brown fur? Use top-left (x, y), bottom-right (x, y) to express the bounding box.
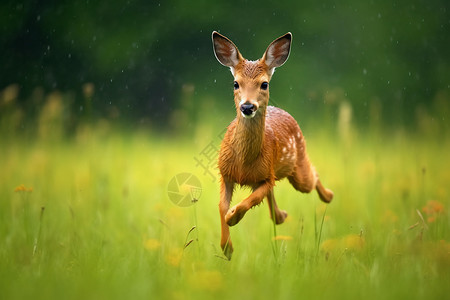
top-left (212, 31), bottom-right (333, 259)
top-left (241, 60), bottom-right (265, 79)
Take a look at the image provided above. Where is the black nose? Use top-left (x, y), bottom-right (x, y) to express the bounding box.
top-left (240, 103), bottom-right (255, 116)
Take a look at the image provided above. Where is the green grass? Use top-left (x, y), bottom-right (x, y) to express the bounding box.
top-left (0, 123), bottom-right (449, 300)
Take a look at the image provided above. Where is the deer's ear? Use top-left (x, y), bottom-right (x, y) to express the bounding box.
top-left (212, 31), bottom-right (243, 72)
top-left (262, 32), bottom-right (292, 72)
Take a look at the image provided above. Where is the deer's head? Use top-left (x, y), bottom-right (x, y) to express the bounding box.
top-left (212, 31), bottom-right (292, 119)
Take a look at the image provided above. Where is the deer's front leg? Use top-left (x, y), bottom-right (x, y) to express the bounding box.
top-left (219, 178), bottom-right (234, 260)
top-left (225, 180), bottom-right (273, 226)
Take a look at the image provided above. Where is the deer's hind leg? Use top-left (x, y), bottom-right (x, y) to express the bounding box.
top-left (288, 138), bottom-right (333, 203)
top-left (288, 151), bottom-right (317, 194)
top-left (266, 188), bottom-right (288, 224)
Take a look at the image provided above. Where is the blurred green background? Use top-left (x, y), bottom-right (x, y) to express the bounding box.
top-left (1, 0), bottom-right (449, 135)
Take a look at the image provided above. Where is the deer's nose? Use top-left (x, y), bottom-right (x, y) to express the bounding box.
top-left (240, 103), bottom-right (255, 116)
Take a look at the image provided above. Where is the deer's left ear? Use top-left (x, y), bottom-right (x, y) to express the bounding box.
top-left (262, 32), bottom-right (292, 72)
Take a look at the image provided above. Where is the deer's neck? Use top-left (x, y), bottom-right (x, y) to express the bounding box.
top-left (233, 109), bottom-right (266, 164)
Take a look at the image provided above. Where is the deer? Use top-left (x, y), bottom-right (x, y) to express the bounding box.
top-left (212, 31), bottom-right (334, 260)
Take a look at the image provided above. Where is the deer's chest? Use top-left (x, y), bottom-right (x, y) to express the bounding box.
top-left (218, 143), bottom-right (273, 186)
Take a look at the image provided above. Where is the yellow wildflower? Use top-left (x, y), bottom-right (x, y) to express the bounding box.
top-left (321, 234), bottom-right (365, 254)
top-left (343, 234), bottom-right (365, 251)
top-left (143, 238), bottom-right (161, 251)
top-left (165, 248), bottom-right (183, 267)
top-left (272, 235), bottom-right (293, 241)
top-left (382, 209), bottom-right (398, 224)
top-left (190, 270), bottom-right (223, 292)
top-left (321, 238), bottom-right (339, 253)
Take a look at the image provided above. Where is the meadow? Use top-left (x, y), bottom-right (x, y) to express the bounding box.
top-left (0, 95), bottom-right (449, 300)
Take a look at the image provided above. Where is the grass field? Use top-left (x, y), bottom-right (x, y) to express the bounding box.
top-left (0, 118), bottom-right (449, 299)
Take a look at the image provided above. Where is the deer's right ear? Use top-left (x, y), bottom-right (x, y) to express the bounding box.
top-left (212, 31), bottom-right (243, 73)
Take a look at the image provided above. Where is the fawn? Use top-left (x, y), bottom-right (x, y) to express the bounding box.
top-left (212, 31), bottom-right (333, 259)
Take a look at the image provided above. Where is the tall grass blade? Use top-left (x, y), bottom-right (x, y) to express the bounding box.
top-left (316, 205), bottom-right (328, 258)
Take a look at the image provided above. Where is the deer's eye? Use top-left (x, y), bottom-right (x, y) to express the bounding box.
top-left (233, 81), bottom-right (239, 90)
top-left (261, 82), bottom-right (269, 90)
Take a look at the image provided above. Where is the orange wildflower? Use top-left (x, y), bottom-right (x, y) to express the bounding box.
top-left (422, 200), bottom-right (445, 223)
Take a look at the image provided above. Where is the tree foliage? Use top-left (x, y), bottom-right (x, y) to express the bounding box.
top-left (1, 0), bottom-right (449, 128)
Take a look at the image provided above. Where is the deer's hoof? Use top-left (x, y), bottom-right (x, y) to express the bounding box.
top-left (274, 210), bottom-right (288, 224)
top-left (225, 206), bottom-right (245, 226)
top-left (222, 243), bottom-right (233, 260)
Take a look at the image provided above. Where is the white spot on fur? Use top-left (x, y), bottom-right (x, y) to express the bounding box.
top-left (286, 136), bottom-right (296, 150)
